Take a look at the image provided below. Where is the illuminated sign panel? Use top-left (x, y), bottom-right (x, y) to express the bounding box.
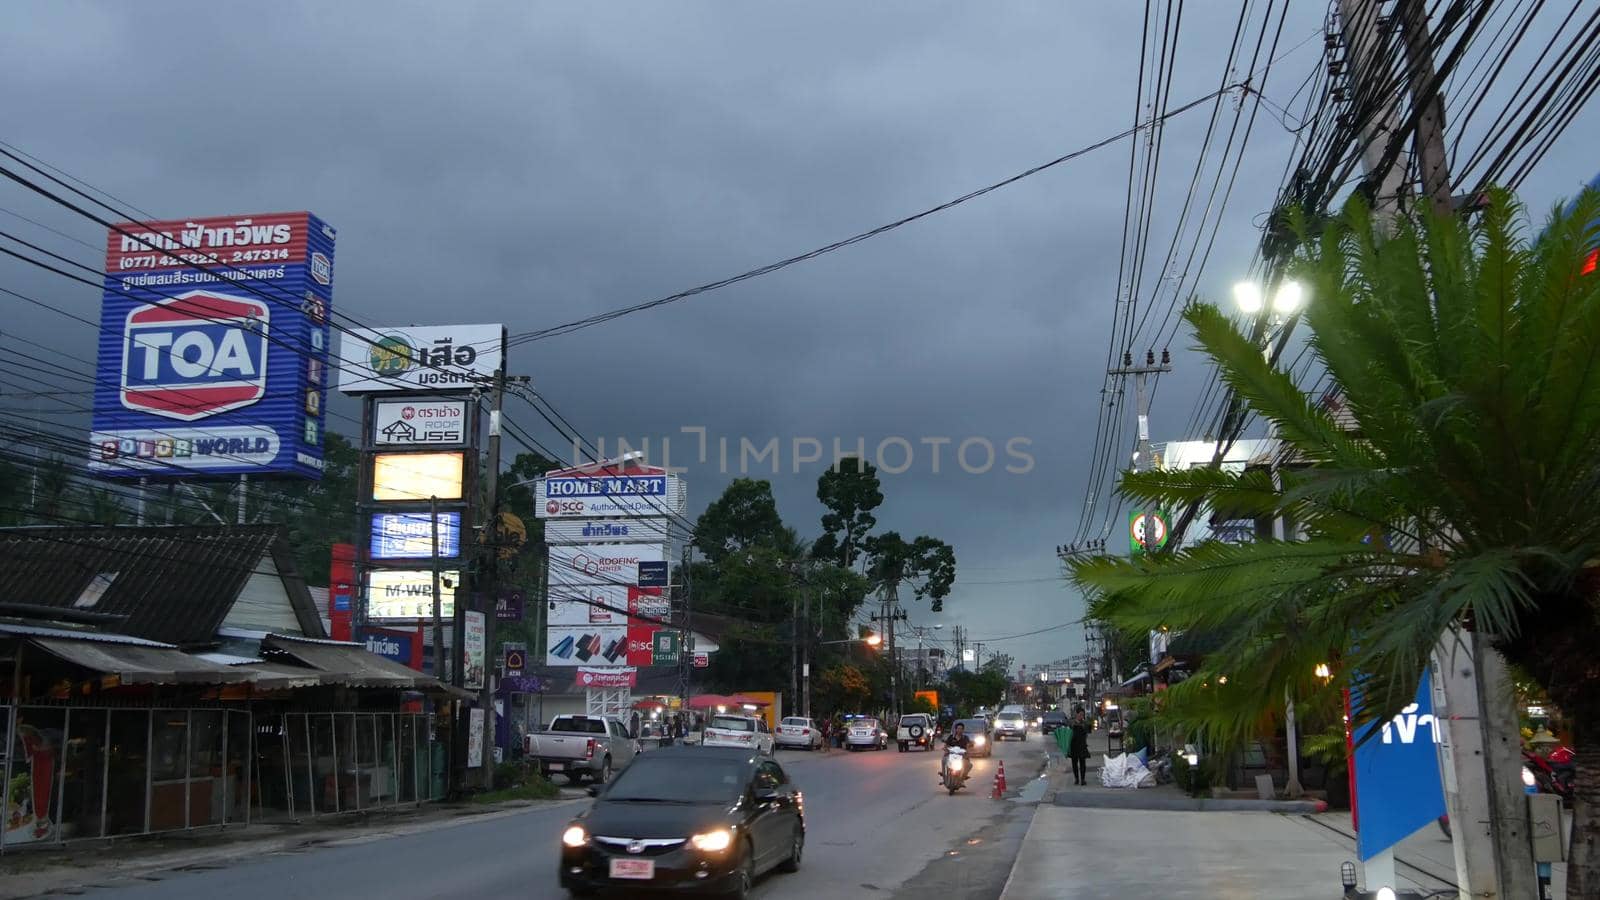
top-left (371, 451), bottom-right (464, 501)
top-left (370, 512), bottom-right (461, 559)
top-left (367, 568), bottom-right (459, 620)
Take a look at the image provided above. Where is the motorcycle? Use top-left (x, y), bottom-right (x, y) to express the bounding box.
top-left (1437, 747), bottom-right (1572, 839)
top-left (943, 746), bottom-right (970, 795)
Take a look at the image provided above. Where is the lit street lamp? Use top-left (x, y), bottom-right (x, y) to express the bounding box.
top-left (1232, 279), bottom-right (1306, 317)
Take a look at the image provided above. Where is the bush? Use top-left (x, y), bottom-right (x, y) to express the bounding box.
top-left (494, 760), bottom-right (524, 787)
top-left (1169, 754), bottom-right (1213, 798)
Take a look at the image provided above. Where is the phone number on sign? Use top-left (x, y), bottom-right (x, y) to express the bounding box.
top-left (116, 247), bottom-right (292, 270)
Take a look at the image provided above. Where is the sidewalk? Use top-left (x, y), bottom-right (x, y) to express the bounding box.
top-left (0, 793), bottom-right (584, 900)
top-left (1040, 730), bottom-right (1324, 813)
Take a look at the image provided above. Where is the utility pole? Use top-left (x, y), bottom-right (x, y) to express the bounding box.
top-left (236, 474), bottom-right (247, 525)
top-left (477, 357), bottom-right (506, 789)
top-left (677, 544), bottom-right (693, 715)
top-left (431, 495), bottom-right (445, 682)
top-left (1107, 350), bottom-right (1172, 479)
top-left (1332, 1), bottom-right (1534, 894)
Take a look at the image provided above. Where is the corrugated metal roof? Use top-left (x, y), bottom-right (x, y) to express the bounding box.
top-left (261, 633), bottom-right (432, 690)
top-left (30, 636), bottom-right (255, 685)
top-left (0, 618), bottom-right (176, 648)
top-left (0, 525), bottom-right (324, 647)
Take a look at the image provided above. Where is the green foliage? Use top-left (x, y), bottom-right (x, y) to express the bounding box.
top-left (695, 478), bottom-right (785, 563)
top-left (474, 763), bottom-right (559, 803)
top-left (905, 695), bottom-right (937, 716)
top-left (1072, 188), bottom-right (1600, 761)
top-left (945, 668), bottom-right (1006, 716)
top-left (815, 663), bottom-right (872, 715)
top-left (815, 458), bottom-right (883, 570)
top-left (863, 531), bottom-right (957, 612)
top-left (1170, 754), bottom-right (1213, 798)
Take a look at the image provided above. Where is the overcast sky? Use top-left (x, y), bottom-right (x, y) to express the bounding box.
top-left (5, 2), bottom-right (1599, 671)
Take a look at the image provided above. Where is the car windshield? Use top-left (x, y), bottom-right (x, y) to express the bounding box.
top-left (781, 717), bottom-right (809, 727)
top-left (604, 756), bottom-right (750, 803)
top-left (998, 713), bottom-right (1023, 722)
top-left (851, 719), bottom-right (879, 729)
top-left (709, 716), bottom-right (754, 732)
top-left (957, 719), bottom-right (986, 732)
top-left (550, 716), bottom-right (606, 734)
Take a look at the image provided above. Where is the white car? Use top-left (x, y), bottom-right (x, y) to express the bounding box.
top-left (994, 710), bottom-right (1028, 741)
top-left (702, 714), bottom-right (775, 755)
top-left (775, 716), bottom-right (823, 750)
top-left (896, 713), bottom-right (936, 752)
top-left (844, 717), bottom-right (889, 751)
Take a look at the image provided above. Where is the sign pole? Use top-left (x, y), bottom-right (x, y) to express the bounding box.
top-left (477, 340), bottom-right (506, 788)
top-left (431, 495), bottom-right (444, 681)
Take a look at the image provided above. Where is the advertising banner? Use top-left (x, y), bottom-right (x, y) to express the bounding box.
top-left (1351, 671), bottom-right (1446, 860)
top-left (329, 543), bottom-right (355, 642)
top-left (369, 511), bottom-right (461, 560)
top-left (371, 451), bottom-right (464, 501)
top-left (373, 398), bottom-right (468, 446)
top-left (463, 611), bottom-right (486, 690)
top-left (628, 586), bottom-right (669, 621)
top-left (546, 626), bottom-right (628, 666)
top-left (575, 667), bottom-right (637, 689)
top-left (357, 626), bottom-right (422, 669)
top-left (547, 585), bottom-right (627, 626)
top-left (536, 476), bottom-right (685, 519)
top-left (466, 708), bottom-right (485, 768)
top-left (543, 517), bottom-right (672, 545)
top-left (367, 568), bottom-right (458, 620)
top-left (495, 588), bottom-right (524, 622)
top-left (652, 630), bottom-right (681, 666)
top-left (336, 324), bottom-right (502, 393)
top-left (626, 624), bottom-right (658, 666)
top-left (548, 543), bottom-right (668, 589)
top-left (637, 561), bottom-right (669, 588)
top-left (90, 211), bottom-right (336, 479)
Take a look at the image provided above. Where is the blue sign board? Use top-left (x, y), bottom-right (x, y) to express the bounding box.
top-left (545, 475), bottom-right (666, 497)
top-left (370, 511), bottom-right (462, 560)
top-left (1352, 670), bottom-right (1447, 860)
top-left (89, 212), bottom-right (335, 479)
top-left (356, 627), bottom-right (417, 668)
top-left (637, 560), bottom-right (669, 587)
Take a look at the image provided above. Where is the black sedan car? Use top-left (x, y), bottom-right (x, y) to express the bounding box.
top-left (1040, 710), bottom-right (1069, 735)
top-left (559, 746), bottom-right (804, 897)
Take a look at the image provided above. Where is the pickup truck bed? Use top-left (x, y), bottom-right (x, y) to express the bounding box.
top-left (525, 715), bottom-right (638, 783)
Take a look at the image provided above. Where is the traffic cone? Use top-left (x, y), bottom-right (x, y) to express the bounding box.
top-left (992, 760), bottom-right (1007, 798)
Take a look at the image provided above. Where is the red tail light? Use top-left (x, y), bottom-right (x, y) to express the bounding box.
top-left (585, 739), bottom-right (597, 759)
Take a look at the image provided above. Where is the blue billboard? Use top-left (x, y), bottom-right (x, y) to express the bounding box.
top-left (88, 211), bottom-right (335, 479)
top-left (370, 511), bottom-right (462, 560)
top-left (1351, 671), bottom-right (1447, 860)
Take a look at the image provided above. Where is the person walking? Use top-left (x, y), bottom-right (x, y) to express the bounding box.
top-left (1068, 706), bottom-right (1092, 785)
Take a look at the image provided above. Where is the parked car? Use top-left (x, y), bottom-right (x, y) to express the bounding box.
top-left (896, 713), bottom-right (936, 752)
top-left (775, 716), bottom-right (822, 751)
top-left (955, 718), bottom-right (992, 758)
top-left (527, 714), bottom-right (640, 784)
top-left (993, 710), bottom-right (1028, 741)
top-left (1040, 711), bottom-right (1069, 735)
top-left (844, 716), bottom-right (889, 751)
top-left (558, 746), bottom-right (804, 897)
top-left (703, 714), bottom-right (775, 755)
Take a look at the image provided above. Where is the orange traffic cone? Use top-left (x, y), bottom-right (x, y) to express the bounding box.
top-left (992, 760), bottom-right (1007, 798)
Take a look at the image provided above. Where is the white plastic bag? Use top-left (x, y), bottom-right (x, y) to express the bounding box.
top-left (1099, 753), bottom-right (1126, 788)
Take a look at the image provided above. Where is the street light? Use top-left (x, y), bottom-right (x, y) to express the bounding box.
top-left (1232, 279), bottom-right (1307, 316)
top-left (1314, 662), bottom-right (1332, 681)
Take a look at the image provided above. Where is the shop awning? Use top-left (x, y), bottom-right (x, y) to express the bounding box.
top-left (30, 636), bottom-right (254, 685)
top-left (261, 634), bottom-right (465, 696)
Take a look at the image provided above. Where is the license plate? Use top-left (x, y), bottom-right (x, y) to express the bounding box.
top-left (548, 762), bottom-right (564, 771)
top-left (609, 858), bottom-right (655, 880)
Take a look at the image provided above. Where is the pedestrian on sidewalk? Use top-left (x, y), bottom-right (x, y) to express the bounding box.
top-left (1068, 706), bottom-right (1092, 785)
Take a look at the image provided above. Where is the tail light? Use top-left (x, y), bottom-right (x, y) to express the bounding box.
top-left (802, 729), bottom-right (811, 735)
top-left (585, 739), bottom-right (597, 759)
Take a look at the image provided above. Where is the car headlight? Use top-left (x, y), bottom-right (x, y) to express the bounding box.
top-left (561, 825), bottom-right (589, 848)
top-left (973, 736), bottom-right (986, 746)
top-left (690, 828), bottom-right (734, 852)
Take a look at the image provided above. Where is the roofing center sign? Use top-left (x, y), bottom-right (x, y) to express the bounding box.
top-left (89, 211), bottom-right (336, 479)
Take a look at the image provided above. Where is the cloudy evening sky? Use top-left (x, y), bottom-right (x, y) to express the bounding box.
top-left (4, 2), bottom-right (1598, 670)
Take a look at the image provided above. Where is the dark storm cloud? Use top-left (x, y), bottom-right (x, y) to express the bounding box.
top-left (18, 1), bottom-right (1592, 665)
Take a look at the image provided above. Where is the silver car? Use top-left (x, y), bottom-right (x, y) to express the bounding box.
top-left (993, 710), bottom-right (1029, 741)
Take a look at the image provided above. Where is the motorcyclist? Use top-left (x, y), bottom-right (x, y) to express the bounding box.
top-left (939, 722), bottom-right (972, 782)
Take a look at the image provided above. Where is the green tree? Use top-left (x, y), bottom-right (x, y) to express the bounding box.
top-left (1071, 191), bottom-right (1600, 897)
top-left (863, 531), bottom-right (956, 611)
top-left (694, 478), bottom-right (785, 563)
top-left (814, 663), bottom-right (872, 716)
top-left (814, 458), bottom-right (883, 570)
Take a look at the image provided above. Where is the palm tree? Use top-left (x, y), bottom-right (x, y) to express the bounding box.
top-left (1071, 190), bottom-right (1600, 897)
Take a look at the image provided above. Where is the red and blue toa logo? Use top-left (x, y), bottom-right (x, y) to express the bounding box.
top-left (119, 290), bottom-right (271, 421)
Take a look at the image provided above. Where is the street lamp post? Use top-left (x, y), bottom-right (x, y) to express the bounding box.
top-left (1236, 277), bottom-right (1309, 798)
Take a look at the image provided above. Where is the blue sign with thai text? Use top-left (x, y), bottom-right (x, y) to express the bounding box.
top-left (90, 212), bottom-right (335, 479)
top-left (357, 627), bottom-right (416, 668)
top-left (1352, 670), bottom-right (1447, 860)
top-left (370, 512), bottom-right (461, 559)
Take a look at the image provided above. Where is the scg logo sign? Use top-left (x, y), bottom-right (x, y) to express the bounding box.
top-left (120, 291), bottom-right (270, 421)
top-left (546, 499), bottom-right (584, 515)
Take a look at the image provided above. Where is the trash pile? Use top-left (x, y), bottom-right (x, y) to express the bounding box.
top-left (1099, 748), bottom-right (1157, 789)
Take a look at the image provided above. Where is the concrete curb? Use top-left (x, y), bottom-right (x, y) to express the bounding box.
top-left (1052, 792), bottom-right (1329, 813)
top-left (995, 796), bottom-right (1044, 900)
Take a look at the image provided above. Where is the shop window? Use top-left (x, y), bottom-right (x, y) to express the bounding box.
top-left (105, 710), bottom-right (149, 836)
top-left (253, 713), bottom-right (294, 823)
top-left (60, 709), bottom-right (108, 840)
top-left (311, 714), bottom-right (337, 814)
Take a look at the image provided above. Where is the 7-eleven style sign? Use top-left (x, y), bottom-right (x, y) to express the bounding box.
top-left (1129, 510), bottom-right (1169, 555)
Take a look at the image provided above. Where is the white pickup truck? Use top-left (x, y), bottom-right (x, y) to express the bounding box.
top-left (524, 714), bottom-right (640, 784)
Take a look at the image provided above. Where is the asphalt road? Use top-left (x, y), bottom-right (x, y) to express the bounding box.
top-left (77, 730), bottom-right (1048, 900)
